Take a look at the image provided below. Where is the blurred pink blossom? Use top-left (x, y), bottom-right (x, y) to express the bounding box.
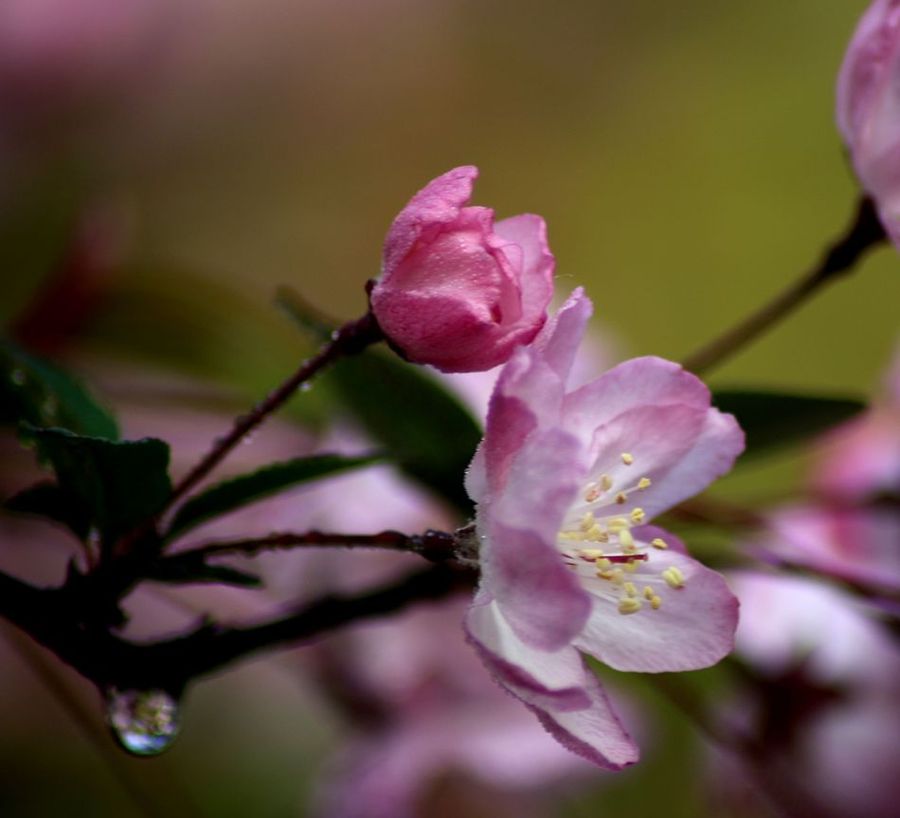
top-left (721, 570), bottom-right (900, 818)
top-left (836, 0), bottom-right (900, 245)
top-left (464, 289), bottom-right (744, 769)
top-left (371, 166), bottom-right (555, 373)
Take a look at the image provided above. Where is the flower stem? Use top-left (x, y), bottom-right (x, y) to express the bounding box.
top-left (163, 311), bottom-right (383, 516)
top-left (682, 196), bottom-right (885, 376)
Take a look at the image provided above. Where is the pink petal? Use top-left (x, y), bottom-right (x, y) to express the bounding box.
top-left (466, 597), bottom-right (639, 770)
top-left (382, 165), bottom-right (478, 278)
top-left (632, 408), bottom-right (744, 517)
top-left (532, 288), bottom-right (593, 383)
top-left (562, 356), bottom-right (714, 450)
top-left (493, 214), bottom-right (556, 327)
top-left (573, 547), bottom-right (739, 672)
top-left (527, 659), bottom-right (639, 771)
top-left (465, 595), bottom-right (591, 710)
top-left (479, 348), bottom-right (565, 497)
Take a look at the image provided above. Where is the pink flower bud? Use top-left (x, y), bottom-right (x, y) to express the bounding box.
top-left (370, 166), bottom-right (555, 373)
top-left (837, 0), bottom-right (900, 244)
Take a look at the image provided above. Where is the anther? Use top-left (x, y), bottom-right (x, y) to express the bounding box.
top-left (662, 566), bottom-right (685, 589)
top-left (619, 529), bottom-right (636, 552)
top-left (615, 492), bottom-right (627, 505)
top-left (618, 598), bottom-right (642, 615)
top-left (651, 538), bottom-right (668, 550)
top-left (630, 507), bottom-right (645, 524)
top-left (624, 581), bottom-right (638, 597)
top-left (650, 595), bottom-right (662, 610)
top-left (638, 477), bottom-right (652, 490)
top-left (643, 586), bottom-right (655, 600)
top-left (600, 474), bottom-right (613, 491)
top-left (621, 452), bottom-right (634, 465)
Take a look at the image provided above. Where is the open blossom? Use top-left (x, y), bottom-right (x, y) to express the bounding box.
top-left (836, 0), bottom-right (900, 244)
top-left (464, 289), bottom-right (744, 768)
top-left (370, 166), bottom-right (554, 373)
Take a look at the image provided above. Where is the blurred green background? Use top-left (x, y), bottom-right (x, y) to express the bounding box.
top-left (1, 0), bottom-right (896, 815)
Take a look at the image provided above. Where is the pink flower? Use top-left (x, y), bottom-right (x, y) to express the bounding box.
top-left (370, 166), bottom-right (555, 373)
top-left (836, 0), bottom-right (900, 244)
top-left (464, 289), bottom-right (744, 769)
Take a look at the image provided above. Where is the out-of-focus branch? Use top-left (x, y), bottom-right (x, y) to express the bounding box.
top-left (683, 196), bottom-right (885, 376)
top-left (0, 562), bottom-right (472, 695)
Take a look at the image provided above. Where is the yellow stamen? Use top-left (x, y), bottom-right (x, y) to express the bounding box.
top-left (651, 538), bottom-right (668, 550)
top-left (581, 548), bottom-right (605, 559)
top-left (600, 474), bottom-right (613, 491)
top-left (579, 512), bottom-right (596, 532)
top-left (638, 477), bottom-right (652, 490)
top-left (624, 581), bottom-right (638, 597)
top-left (630, 507), bottom-right (646, 524)
top-left (621, 452), bottom-right (634, 465)
top-left (662, 566), bottom-right (685, 589)
top-left (607, 517), bottom-right (628, 532)
top-left (619, 529), bottom-right (635, 552)
top-left (650, 595), bottom-right (662, 610)
top-left (618, 598), bottom-right (642, 615)
top-left (643, 586), bottom-right (655, 600)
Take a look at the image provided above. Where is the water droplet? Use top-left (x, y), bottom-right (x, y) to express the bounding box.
top-left (10, 368), bottom-right (25, 386)
top-left (107, 689), bottom-right (180, 756)
top-left (299, 382), bottom-right (312, 392)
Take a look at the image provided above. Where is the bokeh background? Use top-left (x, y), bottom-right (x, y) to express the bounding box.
top-left (1, 0), bottom-right (897, 816)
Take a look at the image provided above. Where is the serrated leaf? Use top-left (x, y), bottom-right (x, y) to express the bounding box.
top-left (4, 481), bottom-right (93, 540)
top-left (713, 390), bottom-right (867, 459)
top-left (22, 426), bottom-right (171, 548)
top-left (0, 338), bottom-right (119, 439)
top-left (166, 453), bottom-right (380, 540)
top-left (148, 554), bottom-right (262, 587)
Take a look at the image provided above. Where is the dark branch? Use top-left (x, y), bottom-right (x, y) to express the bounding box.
top-left (154, 311), bottom-right (383, 530)
top-left (167, 528), bottom-right (461, 564)
top-left (0, 562), bottom-right (473, 695)
top-left (683, 196), bottom-right (886, 375)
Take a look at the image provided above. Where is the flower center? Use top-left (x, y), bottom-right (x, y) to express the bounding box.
top-left (556, 451), bottom-right (685, 616)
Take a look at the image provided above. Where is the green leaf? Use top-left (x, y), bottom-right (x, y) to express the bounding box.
top-left (0, 338), bottom-right (119, 439)
top-left (326, 352), bottom-right (481, 515)
top-left (22, 426), bottom-right (171, 547)
top-left (147, 554), bottom-right (262, 587)
top-left (166, 453), bottom-right (381, 540)
top-left (4, 481), bottom-right (92, 540)
top-left (712, 390), bottom-right (867, 459)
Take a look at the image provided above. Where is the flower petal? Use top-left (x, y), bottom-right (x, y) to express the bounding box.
top-left (532, 287), bottom-right (593, 384)
top-left (527, 659), bottom-right (639, 771)
top-left (562, 356), bottom-right (714, 449)
top-left (465, 595), bottom-right (591, 709)
top-left (466, 596), bottom-right (639, 770)
top-left (573, 547), bottom-right (739, 672)
top-left (382, 165), bottom-right (477, 278)
top-left (493, 214), bottom-right (556, 327)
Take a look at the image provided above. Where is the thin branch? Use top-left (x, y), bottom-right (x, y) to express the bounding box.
top-left (158, 311), bottom-right (383, 524)
top-left (683, 196), bottom-right (885, 375)
top-left (168, 528), bottom-right (461, 564)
